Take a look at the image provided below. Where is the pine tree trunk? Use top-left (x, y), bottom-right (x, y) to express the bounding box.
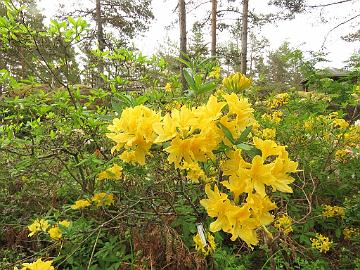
top-left (240, 0), bottom-right (249, 75)
top-left (211, 0), bottom-right (217, 57)
top-left (96, 0), bottom-right (105, 87)
top-left (179, 0), bottom-right (187, 91)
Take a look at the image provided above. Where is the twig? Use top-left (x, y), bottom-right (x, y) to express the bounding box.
top-left (87, 227), bottom-right (102, 270)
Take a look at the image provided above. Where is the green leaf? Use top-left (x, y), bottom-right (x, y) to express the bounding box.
top-left (217, 122), bottom-right (235, 145)
top-left (183, 68), bottom-right (197, 91)
top-left (236, 143), bottom-right (253, 151)
top-left (198, 81), bottom-right (217, 94)
top-left (134, 96), bottom-right (148, 105)
top-left (236, 126), bottom-right (252, 144)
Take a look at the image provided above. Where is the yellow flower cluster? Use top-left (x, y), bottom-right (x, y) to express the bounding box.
top-left (322, 205), bottom-right (345, 218)
top-left (303, 113), bottom-right (353, 144)
top-left (297, 91), bottom-right (331, 102)
top-left (261, 111), bottom-right (283, 124)
top-left (267, 93), bottom-right (289, 109)
top-left (274, 215), bottom-right (293, 235)
top-left (70, 193), bottom-right (114, 209)
top-left (98, 164), bottom-right (122, 181)
top-left (106, 74), bottom-right (298, 248)
top-left (260, 128), bottom-right (276, 140)
top-left (193, 232), bottom-right (216, 255)
top-left (165, 83), bottom-right (172, 92)
top-left (209, 66), bottom-right (221, 79)
top-left (311, 233), bottom-right (332, 253)
top-left (200, 137), bottom-right (298, 247)
top-left (222, 72), bottom-right (251, 92)
top-left (344, 125), bottom-right (360, 147)
top-left (28, 219), bottom-right (49, 237)
top-left (70, 199), bottom-right (91, 210)
top-left (343, 227), bottom-right (360, 240)
top-left (28, 218), bottom-right (70, 241)
top-left (92, 192), bottom-right (114, 207)
top-left (107, 92), bottom-right (255, 182)
top-left (107, 105), bottom-right (161, 165)
top-left (48, 220), bottom-right (71, 241)
top-left (15, 258), bottom-right (54, 270)
top-left (335, 149), bottom-right (350, 162)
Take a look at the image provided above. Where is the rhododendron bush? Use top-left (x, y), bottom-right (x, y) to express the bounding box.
top-left (2, 61), bottom-right (359, 269)
top-left (105, 92), bottom-right (298, 247)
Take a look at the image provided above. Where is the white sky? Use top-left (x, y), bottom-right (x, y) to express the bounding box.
top-left (38, 0), bottom-right (360, 68)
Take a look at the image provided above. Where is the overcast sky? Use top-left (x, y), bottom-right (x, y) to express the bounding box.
top-left (38, 0), bottom-right (360, 68)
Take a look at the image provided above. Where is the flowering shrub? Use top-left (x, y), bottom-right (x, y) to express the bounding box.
top-left (2, 58), bottom-right (359, 269)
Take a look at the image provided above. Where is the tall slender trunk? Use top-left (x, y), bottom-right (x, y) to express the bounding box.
top-left (240, 0), bottom-right (249, 75)
top-left (96, 0), bottom-right (105, 87)
top-left (211, 0), bottom-right (217, 57)
top-left (179, 0), bottom-right (187, 91)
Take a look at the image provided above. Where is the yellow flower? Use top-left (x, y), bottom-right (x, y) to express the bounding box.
top-left (226, 204), bottom-right (259, 246)
top-left (246, 193), bottom-right (276, 227)
top-left (200, 185), bottom-right (232, 233)
top-left (267, 93), bottom-right (289, 109)
top-left (336, 149), bottom-right (349, 161)
top-left (333, 118), bottom-right (349, 130)
top-left (193, 232), bottom-right (216, 255)
top-left (97, 164), bottom-right (122, 180)
top-left (70, 199), bottom-right (91, 210)
top-left (164, 83), bottom-right (172, 92)
top-left (28, 219), bottom-right (50, 237)
top-left (48, 220), bottom-right (71, 241)
top-left (304, 119), bottom-right (313, 131)
top-left (274, 215), bottom-right (293, 235)
top-left (20, 258), bottom-right (54, 270)
top-left (58, 220), bottom-right (71, 227)
top-left (48, 226), bottom-right (62, 241)
top-left (180, 161), bottom-right (206, 183)
top-left (322, 205), bottom-right (345, 218)
top-left (241, 155), bottom-right (276, 197)
top-left (261, 128), bottom-right (276, 140)
top-left (91, 192), bottom-right (114, 207)
top-left (311, 233), bottom-right (332, 253)
top-left (209, 66), bottom-right (221, 79)
top-left (107, 106), bottom-right (161, 165)
top-left (222, 72), bottom-right (251, 92)
top-left (343, 227), bottom-right (360, 240)
top-left (262, 111), bottom-right (283, 124)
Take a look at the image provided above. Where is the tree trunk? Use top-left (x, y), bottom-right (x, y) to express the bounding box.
top-left (211, 0), bottom-right (217, 57)
top-left (240, 0), bottom-right (249, 75)
top-left (179, 0), bottom-right (187, 91)
top-left (95, 0), bottom-right (105, 87)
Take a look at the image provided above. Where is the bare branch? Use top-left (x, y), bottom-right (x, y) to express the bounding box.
top-left (307, 0), bottom-right (353, 8)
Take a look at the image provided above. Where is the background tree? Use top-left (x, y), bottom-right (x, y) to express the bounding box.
top-left (240, 0), bottom-right (249, 74)
top-left (188, 22), bottom-right (208, 57)
top-left (178, 0), bottom-right (187, 91)
top-left (0, 0), bottom-right (81, 88)
top-left (211, 0), bottom-right (217, 56)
